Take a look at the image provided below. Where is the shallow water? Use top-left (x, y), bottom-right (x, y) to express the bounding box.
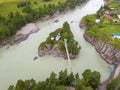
top-left (0, 0), bottom-right (110, 90)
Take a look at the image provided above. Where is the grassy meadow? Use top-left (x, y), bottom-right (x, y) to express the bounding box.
top-left (104, 24), bottom-right (120, 35)
top-left (0, 0), bottom-right (66, 17)
top-left (0, 0), bottom-right (20, 3)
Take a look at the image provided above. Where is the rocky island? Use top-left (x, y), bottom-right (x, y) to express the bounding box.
top-left (38, 22), bottom-right (81, 59)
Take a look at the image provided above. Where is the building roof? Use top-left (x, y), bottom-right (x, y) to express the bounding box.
top-left (114, 32), bottom-right (120, 36)
top-left (56, 35), bottom-right (60, 41)
top-left (51, 37), bottom-right (54, 40)
top-left (107, 15), bottom-right (112, 20)
top-left (103, 10), bottom-right (110, 15)
top-left (95, 19), bottom-right (100, 23)
top-left (116, 0), bottom-right (120, 2)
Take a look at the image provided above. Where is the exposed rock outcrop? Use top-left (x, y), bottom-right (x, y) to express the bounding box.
top-left (84, 33), bottom-right (120, 65)
top-left (38, 45), bottom-right (77, 59)
top-left (80, 22), bottom-right (86, 29)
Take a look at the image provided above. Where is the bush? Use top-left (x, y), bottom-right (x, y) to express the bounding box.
top-left (17, 1), bottom-right (26, 8)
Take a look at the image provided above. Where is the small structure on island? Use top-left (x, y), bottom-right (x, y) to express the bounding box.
top-left (51, 37), bottom-right (54, 40)
top-left (55, 33), bottom-right (61, 41)
top-left (113, 32), bottom-right (120, 39)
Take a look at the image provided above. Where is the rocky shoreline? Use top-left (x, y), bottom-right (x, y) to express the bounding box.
top-left (83, 33), bottom-right (120, 65)
top-left (79, 1), bottom-right (120, 85)
top-left (0, 0), bottom-right (90, 48)
top-left (0, 23), bottom-right (39, 48)
top-left (36, 0), bottom-right (90, 23)
top-left (37, 6), bottom-right (84, 23)
top-left (81, 26), bottom-right (120, 90)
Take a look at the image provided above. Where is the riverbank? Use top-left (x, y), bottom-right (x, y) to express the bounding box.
top-left (0, 0), bottom-right (90, 48)
top-left (80, 0), bottom-right (120, 89)
top-left (83, 33), bottom-right (120, 89)
top-left (36, 1), bottom-right (89, 23)
top-left (0, 0), bottom-right (89, 48)
top-left (0, 23), bottom-right (39, 47)
top-left (80, 0), bottom-right (120, 65)
top-left (0, 0), bottom-right (109, 90)
top-left (83, 33), bottom-right (120, 65)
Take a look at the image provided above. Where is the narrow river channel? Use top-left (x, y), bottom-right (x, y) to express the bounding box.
top-left (0, 0), bottom-right (110, 90)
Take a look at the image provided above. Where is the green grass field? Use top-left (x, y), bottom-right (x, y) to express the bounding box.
top-left (0, 0), bottom-right (66, 17)
top-left (104, 24), bottom-right (120, 35)
top-left (0, 1), bottom-right (22, 17)
top-left (0, 0), bottom-right (21, 3)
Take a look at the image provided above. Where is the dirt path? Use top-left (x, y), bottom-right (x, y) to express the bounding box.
top-left (113, 64), bottom-right (120, 78)
top-left (66, 87), bottom-right (75, 90)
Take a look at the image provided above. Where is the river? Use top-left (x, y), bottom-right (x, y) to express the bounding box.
top-left (0, 0), bottom-right (110, 90)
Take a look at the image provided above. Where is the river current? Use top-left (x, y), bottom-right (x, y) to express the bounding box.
top-left (0, 0), bottom-right (110, 90)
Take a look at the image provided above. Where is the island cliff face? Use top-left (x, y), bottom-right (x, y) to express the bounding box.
top-left (38, 44), bottom-right (77, 59)
top-left (84, 33), bottom-right (120, 65)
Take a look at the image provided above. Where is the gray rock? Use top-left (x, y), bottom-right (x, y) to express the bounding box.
top-left (33, 56), bottom-right (38, 61)
top-left (84, 33), bottom-right (120, 65)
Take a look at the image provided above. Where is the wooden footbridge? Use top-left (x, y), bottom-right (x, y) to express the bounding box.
top-left (64, 39), bottom-right (72, 73)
